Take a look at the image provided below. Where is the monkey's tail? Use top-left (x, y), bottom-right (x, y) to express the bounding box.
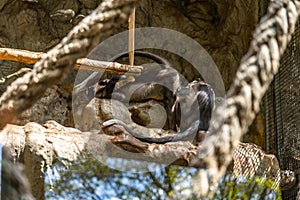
top-left (110, 51), bottom-right (172, 68)
top-left (103, 119), bottom-right (200, 144)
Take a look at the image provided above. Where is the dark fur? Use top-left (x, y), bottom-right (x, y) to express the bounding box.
top-left (103, 119), bottom-right (200, 144)
top-left (95, 51), bottom-right (184, 130)
top-left (98, 51), bottom-right (215, 143)
top-left (173, 79), bottom-right (215, 132)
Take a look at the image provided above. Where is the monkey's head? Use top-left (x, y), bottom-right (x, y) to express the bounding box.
top-left (94, 75), bottom-right (127, 98)
top-left (173, 78), bottom-right (215, 131)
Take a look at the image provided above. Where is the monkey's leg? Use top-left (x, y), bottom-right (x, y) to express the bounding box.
top-left (163, 90), bottom-right (177, 131)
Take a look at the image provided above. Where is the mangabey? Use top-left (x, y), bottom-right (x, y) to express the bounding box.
top-left (172, 79), bottom-right (215, 132)
top-left (94, 51), bottom-right (185, 130)
top-left (104, 78), bottom-right (215, 143)
top-left (75, 50), bottom-right (215, 143)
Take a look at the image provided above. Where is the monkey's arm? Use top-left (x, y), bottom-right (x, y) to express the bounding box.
top-left (74, 51), bottom-right (172, 95)
top-left (103, 119), bottom-right (200, 144)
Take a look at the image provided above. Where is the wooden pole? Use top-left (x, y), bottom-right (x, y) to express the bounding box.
top-left (128, 7), bottom-right (135, 66)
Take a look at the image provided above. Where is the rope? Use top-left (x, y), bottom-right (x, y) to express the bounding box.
top-left (191, 0), bottom-right (300, 186)
top-left (0, 0), bottom-right (141, 129)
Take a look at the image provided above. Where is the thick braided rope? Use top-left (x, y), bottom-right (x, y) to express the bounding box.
top-left (0, 0), bottom-right (141, 128)
top-left (193, 0), bottom-right (300, 183)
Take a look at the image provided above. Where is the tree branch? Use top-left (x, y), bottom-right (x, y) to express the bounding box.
top-left (0, 47), bottom-right (142, 75)
top-left (0, 0), bottom-right (142, 129)
top-left (0, 48), bottom-right (43, 64)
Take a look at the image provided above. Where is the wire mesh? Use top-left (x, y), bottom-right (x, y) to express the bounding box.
top-left (265, 18), bottom-right (300, 199)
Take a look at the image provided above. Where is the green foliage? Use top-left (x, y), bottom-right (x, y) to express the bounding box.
top-left (45, 157), bottom-right (198, 199)
top-left (45, 158), bottom-right (281, 200)
top-left (211, 174), bottom-right (281, 200)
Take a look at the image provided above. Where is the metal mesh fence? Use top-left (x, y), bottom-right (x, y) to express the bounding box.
top-left (265, 18), bottom-right (300, 199)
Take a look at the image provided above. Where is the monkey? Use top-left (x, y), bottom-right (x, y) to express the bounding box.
top-left (74, 51), bottom-right (182, 98)
top-left (92, 51), bottom-right (186, 130)
top-left (172, 79), bottom-right (215, 132)
top-left (73, 51), bottom-right (184, 129)
top-left (75, 50), bottom-right (215, 143)
top-left (103, 78), bottom-right (215, 144)
top-left (94, 51), bottom-right (183, 100)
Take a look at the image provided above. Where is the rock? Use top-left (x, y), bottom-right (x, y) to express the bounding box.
top-left (233, 143), bottom-right (281, 186)
top-left (80, 98), bottom-right (132, 131)
top-left (18, 86), bottom-right (71, 126)
top-left (129, 100), bottom-right (167, 128)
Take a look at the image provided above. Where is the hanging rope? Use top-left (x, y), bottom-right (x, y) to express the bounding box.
top-left (0, 0), bottom-right (141, 129)
top-left (191, 0), bottom-right (300, 186)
